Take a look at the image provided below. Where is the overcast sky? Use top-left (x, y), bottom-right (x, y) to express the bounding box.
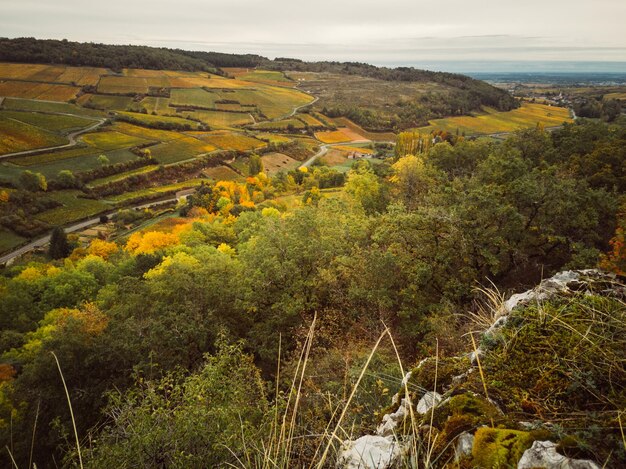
top-left (2, 0), bottom-right (626, 71)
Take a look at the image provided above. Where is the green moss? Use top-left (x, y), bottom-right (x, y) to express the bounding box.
top-left (471, 427), bottom-right (534, 468)
top-left (429, 393), bottom-right (502, 431)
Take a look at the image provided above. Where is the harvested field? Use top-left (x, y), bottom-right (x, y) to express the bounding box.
top-left (261, 152), bottom-right (300, 175)
top-left (204, 165), bottom-right (243, 181)
top-left (331, 117), bottom-right (396, 141)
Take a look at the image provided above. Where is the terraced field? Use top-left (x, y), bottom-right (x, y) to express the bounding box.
top-left (253, 118), bottom-right (305, 131)
top-left (204, 165), bottom-right (243, 181)
top-left (0, 110), bottom-right (94, 132)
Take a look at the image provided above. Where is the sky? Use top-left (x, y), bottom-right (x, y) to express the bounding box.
top-left (2, 0), bottom-right (626, 72)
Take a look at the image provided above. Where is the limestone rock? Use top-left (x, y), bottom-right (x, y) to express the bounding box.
top-left (517, 440), bottom-right (600, 469)
top-left (377, 398), bottom-right (411, 437)
top-left (416, 391), bottom-right (442, 414)
top-left (455, 432), bottom-right (474, 460)
top-left (336, 435), bottom-right (404, 469)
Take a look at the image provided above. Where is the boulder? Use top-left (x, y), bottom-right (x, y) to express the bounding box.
top-left (517, 440), bottom-right (600, 469)
top-left (336, 435), bottom-right (404, 469)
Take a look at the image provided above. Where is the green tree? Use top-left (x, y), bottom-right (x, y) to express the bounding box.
top-left (57, 169), bottom-right (78, 188)
top-left (248, 154), bottom-right (263, 176)
top-left (19, 170), bottom-right (47, 191)
top-left (48, 226), bottom-right (70, 259)
top-left (98, 154), bottom-right (110, 166)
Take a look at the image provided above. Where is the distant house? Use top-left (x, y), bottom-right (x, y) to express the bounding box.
top-left (347, 151), bottom-right (372, 160)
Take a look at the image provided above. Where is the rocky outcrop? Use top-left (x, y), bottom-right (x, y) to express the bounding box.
top-left (335, 270), bottom-right (623, 469)
top-left (517, 441), bottom-right (601, 469)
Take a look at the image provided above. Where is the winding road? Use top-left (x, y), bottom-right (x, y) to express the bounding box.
top-left (0, 113), bottom-right (107, 160)
top-left (0, 197), bottom-right (182, 265)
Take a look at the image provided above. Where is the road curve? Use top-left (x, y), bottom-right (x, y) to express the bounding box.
top-left (0, 115), bottom-right (106, 160)
top-left (0, 197), bottom-right (179, 265)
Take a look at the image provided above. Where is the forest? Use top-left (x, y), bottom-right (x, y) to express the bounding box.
top-left (0, 118), bottom-right (625, 467)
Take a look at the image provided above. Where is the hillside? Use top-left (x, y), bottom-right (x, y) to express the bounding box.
top-left (0, 116), bottom-right (625, 467)
top-left (0, 37), bottom-right (517, 132)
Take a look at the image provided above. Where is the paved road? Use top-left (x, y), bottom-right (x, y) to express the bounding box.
top-left (300, 143), bottom-right (329, 168)
top-left (0, 115), bottom-right (106, 160)
top-left (0, 197), bottom-right (180, 265)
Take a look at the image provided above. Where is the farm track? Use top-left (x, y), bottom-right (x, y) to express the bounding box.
top-left (0, 110), bottom-right (107, 159)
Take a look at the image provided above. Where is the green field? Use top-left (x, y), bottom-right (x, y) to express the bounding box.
top-left (170, 88), bottom-right (218, 108)
top-left (35, 190), bottom-right (110, 225)
top-left (86, 94), bottom-right (134, 111)
top-left (106, 179), bottom-right (207, 205)
top-left (86, 165), bottom-right (161, 188)
top-left (97, 76), bottom-right (149, 94)
top-left (81, 131), bottom-right (154, 151)
top-left (8, 146), bottom-right (97, 166)
top-left (182, 110), bottom-right (253, 128)
top-left (0, 228), bottom-right (26, 253)
top-left (0, 148), bottom-right (141, 181)
top-left (0, 110), bottom-right (94, 133)
top-left (253, 118), bottom-right (305, 130)
top-left (1, 97), bottom-right (104, 117)
top-left (116, 111), bottom-right (200, 129)
top-left (149, 137), bottom-right (216, 165)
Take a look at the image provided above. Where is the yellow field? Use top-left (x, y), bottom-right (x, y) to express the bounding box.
top-left (604, 92), bottom-right (626, 101)
top-left (315, 127), bottom-right (369, 143)
top-left (333, 145), bottom-right (374, 154)
top-left (256, 133), bottom-right (293, 144)
top-left (297, 114), bottom-right (325, 127)
top-left (111, 122), bottom-right (185, 142)
top-left (0, 63), bottom-right (105, 85)
top-left (97, 76), bottom-right (149, 94)
top-left (331, 117), bottom-right (396, 141)
top-left (181, 110), bottom-right (253, 128)
top-left (81, 131), bottom-right (154, 150)
top-left (414, 102), bottom-right (573, 136)
top-left (0, 116), bottom-right (66, 154)
top-left (149, 137), bottom-right (217, 164)
top-left (0, 80), bottom-right (79, 101)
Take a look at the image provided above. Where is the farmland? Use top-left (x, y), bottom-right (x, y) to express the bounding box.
top-left (261, 152), bottom-right (300, 175)
top-left (0, 59), bottom-right (578, 256)
top-left (413, 102), bottom-right (572, 136)
top-left (0, 116), bottom-right (68, 154)
top-left (315, 127), bottom-right (369, 144)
